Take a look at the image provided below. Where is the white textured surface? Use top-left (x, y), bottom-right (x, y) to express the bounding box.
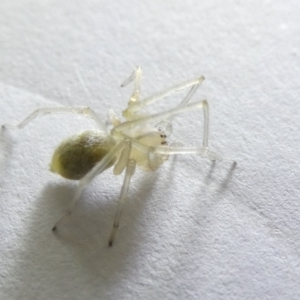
top-left (1, 1), bottom-right (300, 299)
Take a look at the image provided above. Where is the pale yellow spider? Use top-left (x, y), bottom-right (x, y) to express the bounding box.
top-left (3, 67), bottom-right (223, 247)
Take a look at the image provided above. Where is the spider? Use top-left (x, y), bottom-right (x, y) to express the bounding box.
top-left (3, 67), bottom-right (224, 247)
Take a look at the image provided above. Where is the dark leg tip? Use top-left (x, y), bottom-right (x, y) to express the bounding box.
top-left (52, 226), bottom-right (57, 231)
top-left (108, 240), bottom-right (113, 247)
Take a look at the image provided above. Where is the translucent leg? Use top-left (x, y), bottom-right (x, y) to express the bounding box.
top-left (155, 77), bottom-right (205, 134)
top-left (175, 76), bottom-right (205, 108)
top-left (107, 109), bottom-right (121, 127)
top-left (123, 75), bottom-right (205, 118)
top-left (52, 139), bottom-right (128, 231)
top-left (2, 106), bottom-right (107, 132)
top-left (109, 159), bottom-right (136, 247)
top-left (156, 86), bottom-right (208, 142)
top-left (115, 98), bottom-right (213, 160)
top-left (113, 131), bottom-right (150, 154)
top-left (121, 66), bottom-right (142, 104)
top-left (113, 139), bottom-right (132, 175)
top-left (114, 100), bottom-right (207, 133)
top-left (153, 145), bottom-right (223, 161)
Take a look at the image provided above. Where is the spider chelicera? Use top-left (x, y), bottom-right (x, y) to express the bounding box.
top-left (3, 67), bottom-right (225, 247)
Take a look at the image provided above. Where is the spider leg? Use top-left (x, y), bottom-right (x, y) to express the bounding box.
top-left (113, 139), bottom-right (132, 175)
top-left (123, 75), bottom-right (205, 119)
top-left (155, 78), bottom-right (205, 135)
top-left (109, 158), bottom-right (136, 247)
top-left (117, 99), bottom-right (225, 162)
top-left (114, 100), bottom-right (207, 133)
top-left (157, 83), bottom-right (208, 137)
top-left (121, 66), bottom-right (142, 104)
top-left (2, 106), bottom-right (107, 132)
top-left (52, 139), bottom-right (128, 231)
top-left (153, 145), bottom-right (223, 161)
top-left (155, 144), bottom-right (237, 163)
top-left (152, 98), bottom-right (234, 163)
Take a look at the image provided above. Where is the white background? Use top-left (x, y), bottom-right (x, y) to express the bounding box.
top-left (1, 1), bottom-right (300, 299)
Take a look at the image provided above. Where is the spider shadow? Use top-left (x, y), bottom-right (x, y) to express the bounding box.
top-left (40, 170), bottom-right (160, 276)
top-left (0, 127), bottom-right (14, 171)
top-left (216, 160), bottom-right (237, 194)
top-left (195, 156), bottom-right (237, 195)
top-left (3, 169), bottom-right (162, 300)
top-left (172, 151), bottom-right (237, 194)
top-left (9, 154), bottom-right (236, 286)
top-left (204, 160), bottom-right (216, 186)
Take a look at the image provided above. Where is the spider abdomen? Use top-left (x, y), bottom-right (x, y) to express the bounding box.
top-left (50, 130), bottom-right (116, 180)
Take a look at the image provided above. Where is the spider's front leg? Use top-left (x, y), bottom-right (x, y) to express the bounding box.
top-left (122, 73), bottom-right (204, 120)
top-left (149, 99), bottom-right (222, 162)
top-left (153, 145), bottom-right (223, 161)
top-left (115, 99), bottom-right (223, 162)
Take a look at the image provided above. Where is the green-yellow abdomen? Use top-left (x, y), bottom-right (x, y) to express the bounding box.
top-left (50, 130), bottom-right (116, 180)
